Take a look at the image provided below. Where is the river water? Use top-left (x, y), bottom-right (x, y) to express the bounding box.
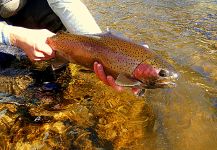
top-left (0, 0), bottom-right (216, 149)
top-left (85, 0), bottom-right (217, 149)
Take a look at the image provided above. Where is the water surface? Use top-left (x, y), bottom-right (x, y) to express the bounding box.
top-left (0, 0), bottom-right (216, 149)
top-left (85, 0), bottom-right (217, 149)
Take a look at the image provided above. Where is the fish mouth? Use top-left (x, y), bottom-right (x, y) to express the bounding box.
top-left (155, 72), bottom-right (179, 88)
top-left (139, 72), bottom-right (179, 89)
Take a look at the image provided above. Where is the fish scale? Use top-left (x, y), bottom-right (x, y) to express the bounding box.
top-left (47, 31), bottom-right (178, 89)
top-left (48, 31), bottom-right (141, 77)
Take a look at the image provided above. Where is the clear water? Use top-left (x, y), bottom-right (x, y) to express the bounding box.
top-left (0, 0), bottom-right (216, 149)
top-left (85, 0), bottom-right (217, 149)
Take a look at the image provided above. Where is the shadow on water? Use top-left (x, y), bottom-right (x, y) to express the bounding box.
top-left (0, 0), bottom-right (217, 149)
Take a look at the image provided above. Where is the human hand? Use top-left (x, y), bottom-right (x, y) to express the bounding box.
top-left (94, 62), bottom-right (141, 95)
top-left (93, 44), bottom-right (150, 95)
top-left (10, 27), bottom-right (55, 61)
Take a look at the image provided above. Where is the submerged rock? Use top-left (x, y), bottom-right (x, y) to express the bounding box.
top-left (0, 46), bottom-right (154, 149)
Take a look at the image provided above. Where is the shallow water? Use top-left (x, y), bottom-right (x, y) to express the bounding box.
top-left (86, 0), bottom-right (217, 149)
top-left (0, 0), bottom-right (217, 149)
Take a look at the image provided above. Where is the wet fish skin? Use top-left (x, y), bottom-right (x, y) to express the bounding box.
top-left (47, 31), bottom-right (139, 77)
top-left (47, 31), bottom-right (178, 89)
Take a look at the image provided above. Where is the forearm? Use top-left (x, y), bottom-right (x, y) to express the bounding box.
top-left (0, 22), bottom-right (23, 47)
top-left (47, 0), bottom-right (102, 34)
top-left (9, 26), bottom-right (30, 48)
top-left (0, 23), bottom-right (26, 49)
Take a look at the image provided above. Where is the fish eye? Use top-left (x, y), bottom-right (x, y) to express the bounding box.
top-left (158, 69), bottom-right (169, 77)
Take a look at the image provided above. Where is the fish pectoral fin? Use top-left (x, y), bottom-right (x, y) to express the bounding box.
top-left (136, 89), bottom-right (146, 97)
top-left (51, 55), bottom-right (69, 71)
top-left (115, 73), bottom-right (142, 87)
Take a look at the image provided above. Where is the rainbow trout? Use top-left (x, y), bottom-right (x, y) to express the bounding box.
top-left (47, 31), bottom-right (178, 89)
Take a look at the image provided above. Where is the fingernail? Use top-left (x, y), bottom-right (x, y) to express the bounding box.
top-left (97, 64), bottom-right (102, 70)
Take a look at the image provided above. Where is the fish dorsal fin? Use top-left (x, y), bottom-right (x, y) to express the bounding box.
top-left (115, 73), bottom-right (142, 87)
top-left (105, 29), bottom-right (132, 41)
top-left (56, 30), bottom-right (67, 35)
top-left (86, 29), bottom-right (133, 42)
top-left (139, 42), bottom-right (149, 49)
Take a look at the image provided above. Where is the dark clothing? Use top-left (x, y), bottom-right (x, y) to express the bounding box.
top-left (4, 0), bottom-right (64, 32)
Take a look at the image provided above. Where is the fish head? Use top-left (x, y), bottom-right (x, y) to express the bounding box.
top-left (133, 57), bottom-right (178, 89)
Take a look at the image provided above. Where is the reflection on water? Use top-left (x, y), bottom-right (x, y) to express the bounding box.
top-left (85, 0), bottom-right (217, 149)
top-left (0, 0), bottom-right (217, 149)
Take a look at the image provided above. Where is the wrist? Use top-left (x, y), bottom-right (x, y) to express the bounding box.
top-left (0, 24), bottom-right (12, 45)
top-left (9, 26), bottom-right (26, 48)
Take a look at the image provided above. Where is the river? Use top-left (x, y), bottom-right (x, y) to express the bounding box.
top-left (85, 0), bottom-right (217, 149)
top-left (0, 0), bottom-right (216, 149)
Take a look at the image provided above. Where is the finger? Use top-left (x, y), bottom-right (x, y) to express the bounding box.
top-left (46, 31), bottom-right (55, 37)
top-left (132, 88), bottom-right (140, 95)
top-left (95, 63), bottom-right (109, 85)
top-left (31, 51), bottom-right (50, 61)
top-left (93, 62), bottom-right (108, 85)
top-left (37, 43), bottom-right (54, 56)
top-left (107, 76), bottom-right (124, 92)
top-left (43, 50), bottom-right (55, 60)
top-left (94, 62), bottom-right (99, 76)
top-left (132, 88), bottom-right (146, 96)
top-left (34, 50), bottom-right (46, 58)
top-left (32, 58), bottom-right (42, 62)
top-left (38, 55), bottom-right (54, 61)
top-left (94, 62), bottom-right (101, 79)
